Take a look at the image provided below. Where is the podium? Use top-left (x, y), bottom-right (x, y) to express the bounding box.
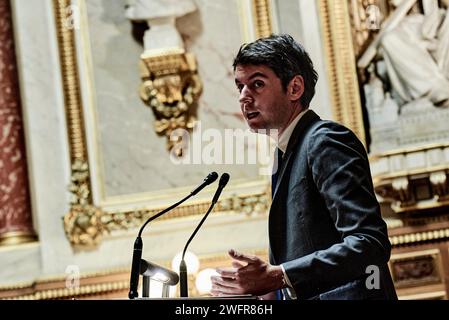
top-left (136, 259), bottom-right (259, 300)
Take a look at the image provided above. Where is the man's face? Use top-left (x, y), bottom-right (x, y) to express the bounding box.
top-left (234, 64), bottom-right (296, 135)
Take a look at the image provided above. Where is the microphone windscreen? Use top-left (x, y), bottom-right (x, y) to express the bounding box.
top-left (219, 173), bottom-right (230, 186)
top-left (205, 171), bottom-right (219, 184)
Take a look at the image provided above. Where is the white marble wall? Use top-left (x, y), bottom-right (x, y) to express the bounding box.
top-left (0, 243), bottom-right (41, 286)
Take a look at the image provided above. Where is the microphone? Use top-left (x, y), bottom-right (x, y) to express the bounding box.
top-left (190, 172), bottom-right (220, 196)
top-left (179, 173), bottom-right (230, 297)
top-left (128, 171), bottom-right (218, 299)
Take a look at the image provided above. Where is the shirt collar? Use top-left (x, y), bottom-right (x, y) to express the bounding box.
top-left (277, 109), bottom-right (309, 153)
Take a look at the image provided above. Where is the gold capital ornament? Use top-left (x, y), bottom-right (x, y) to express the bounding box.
top-left (139, 48), bottom-right (202, 156)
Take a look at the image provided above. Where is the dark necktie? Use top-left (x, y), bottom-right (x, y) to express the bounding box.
top-left (271, 148), bottom-right (284, 197)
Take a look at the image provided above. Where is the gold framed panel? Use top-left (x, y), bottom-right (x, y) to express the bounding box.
top-left (399, 291), bottom-right (447, 300)
top-left (53, 0), bottom-right (274, 247)
top-left (236, 0), bottom-right (276, 42)
top-left (389, 249), bottom-right (444, 289)
top-left (317, 0), bottom-right (366, 147)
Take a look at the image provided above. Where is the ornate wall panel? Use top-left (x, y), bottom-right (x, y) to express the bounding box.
top-left (8, 0), bottom-right (448, 300)
top-left (53, 0), bottom-right (274, 249)
top-left (0, 0), bottom-right (275, 299)
top-left (390, 249), bottom-right (442, 288)
top-left (319, 0), bottom-right (449, 299)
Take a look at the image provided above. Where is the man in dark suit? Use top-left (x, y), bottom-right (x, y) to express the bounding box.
top-left (210, 34), bottom-right (397, 300)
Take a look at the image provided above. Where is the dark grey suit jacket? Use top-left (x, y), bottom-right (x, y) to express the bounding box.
top-left (269, 110), bottom-right (397, 300)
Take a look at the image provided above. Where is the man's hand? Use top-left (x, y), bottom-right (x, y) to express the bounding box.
top-left (210, 249), bottom-right (285, 297)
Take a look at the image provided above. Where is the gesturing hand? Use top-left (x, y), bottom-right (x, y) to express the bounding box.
top-left (210, 249), bottom-right (284, 297)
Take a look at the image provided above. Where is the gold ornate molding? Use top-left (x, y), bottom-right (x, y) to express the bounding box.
top-left (237, 0), bottom-right (274, 42)
top-left (139, 48), bottom-right (202, 156)
top-left (0, 231), bottom-right (37, 247)
top-left (390, 228), bottom-right (449, 246)
top-left (318, 0), bottom-right (366, 146)
top-left (252, 0), bottom-right (273, 38)
top-left (399, 290), bottom-right (447, 300)
top-left (0, 267), bottom-right (130, 300)
top-left (54, 0), bottom-right (89, 165)
top-left (53, 0), bottom-right (101, 247)
top-left (63, 191), bottom-right (271, 247)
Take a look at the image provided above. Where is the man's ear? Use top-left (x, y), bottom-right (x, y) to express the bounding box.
top-left (288, 75), bottom-right (304, 102)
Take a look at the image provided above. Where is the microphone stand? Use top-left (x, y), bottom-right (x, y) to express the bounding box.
top-left (179, 173), bottom-right (230, 297)
top-left (179, 203), bottom-right (215, 297)
top-left (129, 172), bottom-right (218, 299)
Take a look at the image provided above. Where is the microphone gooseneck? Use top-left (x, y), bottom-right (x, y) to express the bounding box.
top-left (128, 172), bottom-right (218, 299)
top-left (179, 173), bottom-right (230, 297)
top-left (138, 171), bottom-right (218, 238)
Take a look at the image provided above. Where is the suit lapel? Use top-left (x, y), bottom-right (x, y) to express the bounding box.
top-left (269, 110), bottom-right (320, 264)
top-left (272, 110), bottom-right (320, 200)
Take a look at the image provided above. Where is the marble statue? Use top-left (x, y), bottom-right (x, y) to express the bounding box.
top-left (359, 0), bottom-right (449, 106)
top-left (364, 64), bottom-right (399, 127)
top-left (379, 0), bottom-right (449, 106)
top-left (364, 64), bottom-right (385, 115)
top-left (359, 0), bottom-right (449, 153)
top-left (125, 0), bottom-right (197, 50)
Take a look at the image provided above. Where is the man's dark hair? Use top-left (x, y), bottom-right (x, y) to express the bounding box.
top-left (233, 34), bottom-right (318, 108)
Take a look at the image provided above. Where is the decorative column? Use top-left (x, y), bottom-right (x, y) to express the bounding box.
top-left (0, 0), bottom-right (36, 246)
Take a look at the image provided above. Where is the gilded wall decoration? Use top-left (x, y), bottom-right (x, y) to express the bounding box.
top-left (139, 48), bottom-right (202, 156)
top-left (54, 0), bottom-right (102, 247)
top-left (252, 0), bottom-right (274, 38)
top-left (125, 1), bottom-right (203, 155)
top-left (63, 189), bottom-right (270, 247)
